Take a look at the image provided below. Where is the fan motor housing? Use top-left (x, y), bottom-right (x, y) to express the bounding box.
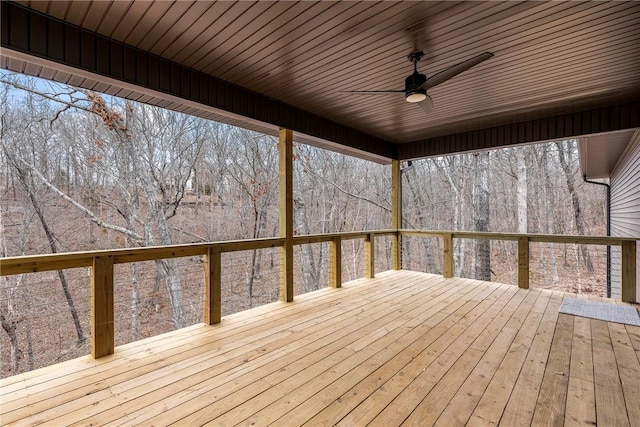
top-left (405, 72), bottom-right (426, 92)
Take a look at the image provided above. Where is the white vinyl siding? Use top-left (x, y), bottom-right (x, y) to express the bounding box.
top-left (610, 131), bottom-right (640, 301)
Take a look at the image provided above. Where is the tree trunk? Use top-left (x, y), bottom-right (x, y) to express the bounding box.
top-left (473, 152), bottom-right (491, 280)
top-left (555, 141), bottom-right (594, 273)
top-left (516, 150), bottom-right (527, 234)
top-left (17, 169), bottom-right (86, 345)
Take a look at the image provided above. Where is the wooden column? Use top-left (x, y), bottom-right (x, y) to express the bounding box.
top-left (365, 233), bottom-right (375, 279)
top-left (443, 233), bottom-right (453, 278)
top-left (91, 255), bottom-right (114, 358)
top-left (279, 128), bottom-right (294, 302)
top-left (329, 236), bottom-right (342, 288)
top-left (204, 247), bottom-right (221, 324)
top-left (621, 240), bottom-right (637, 303)
top-left (391, 160), bottom-right (402, 270)
top-left (518, 236), bottom-right (530, 289)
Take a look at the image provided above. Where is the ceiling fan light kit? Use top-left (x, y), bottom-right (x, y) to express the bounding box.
top-left (406, 90), bottom-right (427, 103)
top-left (342, 50), bottom-right (494, 113)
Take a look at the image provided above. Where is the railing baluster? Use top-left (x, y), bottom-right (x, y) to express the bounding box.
top-left (518, 236), bottom-right (530, 289)
top-left (204, 247), bottom-right (222, 325)
top-left (621, 240), bottom-right (637, 303)
top-left (91, 255), bottom-right (114, 358)
top-left (443, 233), bottom-right (453, 278)
top-left (365, 233), bottom-right (375, 279)
top-left (329, 236), bottom-right (342, 288)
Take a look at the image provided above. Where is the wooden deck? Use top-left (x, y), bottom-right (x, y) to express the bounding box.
top-left (1, 270), bottom-right (639, 426)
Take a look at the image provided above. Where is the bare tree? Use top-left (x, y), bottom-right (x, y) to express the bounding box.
top-left (473, 151), bottom-right (491, 280)
top-left (555, 140), bottom-right (594, 273)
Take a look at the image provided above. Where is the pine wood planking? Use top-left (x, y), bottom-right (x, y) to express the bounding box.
top-left (591, 319), bottom-right (630, 427)
top-left (607, 322), bottom-right (640, 427)
top-left (628, 324), bottom-right (640, 365)
top-left (336, 283), bottom-right (514, 427)
top-left (469, 290), bottom-right (563, 426)
top-left (370, 284), bottom-right (526, 427)
top-left (564, 315), bottom-right (596, 426)
top-left (0, 275), bottom-right (361, 391)
top-left (530, 313), bottom-right (574, 426)
top-left (55, 274), bottom-right (436, 422)
top-left (0, 269), bottom-right (401, 395)
top-left (234, 278), bottom-right (491, 427)
top-left (3, 272), bottom-right (639, 427)
top-left (295, 281), bottom-right (505, 427)
top-left (97, 274), bottom-right (450, 422)
top-left (401, 287), bottom-right (544, 426)
top-left (131, 275), bottom-right (470, 426)
top-left (0, 275), bottom-right (386, 411)
top-left (3, 272), bottom-right (425, 424)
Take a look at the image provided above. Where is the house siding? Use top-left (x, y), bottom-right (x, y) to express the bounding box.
top-left (610, 131), bottom-right (640, 301)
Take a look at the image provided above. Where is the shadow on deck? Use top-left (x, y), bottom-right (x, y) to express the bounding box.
top-left (1, 270), bottom-right (639, 426)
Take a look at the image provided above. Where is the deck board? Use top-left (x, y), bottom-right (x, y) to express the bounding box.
top-left (1, 270), bottom-right (638, 426)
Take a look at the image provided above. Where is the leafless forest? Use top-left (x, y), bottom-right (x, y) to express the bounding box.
top-left (0, 73), bottom-right (606, 378)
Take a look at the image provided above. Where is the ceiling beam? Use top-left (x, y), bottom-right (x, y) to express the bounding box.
top-left (0, 1), bottom-right (396, 162)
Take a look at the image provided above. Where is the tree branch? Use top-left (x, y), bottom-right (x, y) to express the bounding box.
top-left (3, 147), bottom-right (145, 242)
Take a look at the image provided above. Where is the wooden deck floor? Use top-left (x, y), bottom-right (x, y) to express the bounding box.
top-left (2, 270), bottom-right (640, 426)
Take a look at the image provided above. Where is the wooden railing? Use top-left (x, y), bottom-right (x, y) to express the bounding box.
top-left (0, 230), bottom-right (396, 358)
top-left (400, 230), bottom-right (637, 303)
top-left (0, 229), bottom-right (636, 359)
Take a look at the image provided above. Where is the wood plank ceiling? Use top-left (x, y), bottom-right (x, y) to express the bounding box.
top-left (2, 1), bottom-right (640, 163)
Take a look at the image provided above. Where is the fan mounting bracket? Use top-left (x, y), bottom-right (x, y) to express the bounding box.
top-left (407, 51), bottom-right (424, 64)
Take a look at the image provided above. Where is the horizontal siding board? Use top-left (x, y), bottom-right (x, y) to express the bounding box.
top-left (610, 131), bottom-right (640, 300)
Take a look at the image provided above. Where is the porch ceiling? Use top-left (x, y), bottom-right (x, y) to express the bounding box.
top-left (2, 1), bottom-right (640, 162)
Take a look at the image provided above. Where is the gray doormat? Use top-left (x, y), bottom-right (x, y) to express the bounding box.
top-left (559, 298), bottom-right (640, 326)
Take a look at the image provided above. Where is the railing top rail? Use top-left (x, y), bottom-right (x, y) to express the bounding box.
top-left (399, 229), bottom-right (639, 245)
top-left (0, 237), bottom-right (285, 276)
top-left (2, 228), bottom-right (637, 277)
top-left (0, 230), bottom-right (397, 276)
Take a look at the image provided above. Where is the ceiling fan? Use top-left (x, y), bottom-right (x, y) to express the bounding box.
top-left (341, 51), bottom-right (494, 113)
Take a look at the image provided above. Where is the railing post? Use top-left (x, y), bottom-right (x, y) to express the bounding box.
top-left (391, 160), bottom-right (402, 270)
top-left (443, 233), bottom-right (453, 278)
top-left (279, 128), bottom-right (294, 302)
top-left (518, 236), bottom-right (530, 289)
top-left (204, 247), bottom-right (222, 324)
top-left (621, 240), bottom-right (637, 303)
top-left (329, 236), bottom-right (342, 288)
top-left (365, 233), bottom-right (375, 279)
top-left (91, 255), bottom-right (114, 358)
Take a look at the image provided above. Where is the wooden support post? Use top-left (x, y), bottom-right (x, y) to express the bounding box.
top-left (443, 233), bottom-right (453, 278)
top-left (391, 159), bottom-right (402, 270)
top-left (279, 128), bottom-right (294, 302)
top-left (518, 236), bottom-right (530, 289)
top-left (329, 236), bottom-right (342, 288)
top-left (91, 255), bottom-right (114, 358)
top-left (204, 247), bottom-right (221, 324)
top-left (621, 240), bottom-right (637, 303)
top-left (365, 233), bottom-right (375, 279)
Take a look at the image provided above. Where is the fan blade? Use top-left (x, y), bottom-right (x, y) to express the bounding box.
top-left (422, 52), bottom-right (493, 90)
top-left (418, 95), bottom-right (434, 113)
top-left (340, 90), bottom-right (404, 95)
